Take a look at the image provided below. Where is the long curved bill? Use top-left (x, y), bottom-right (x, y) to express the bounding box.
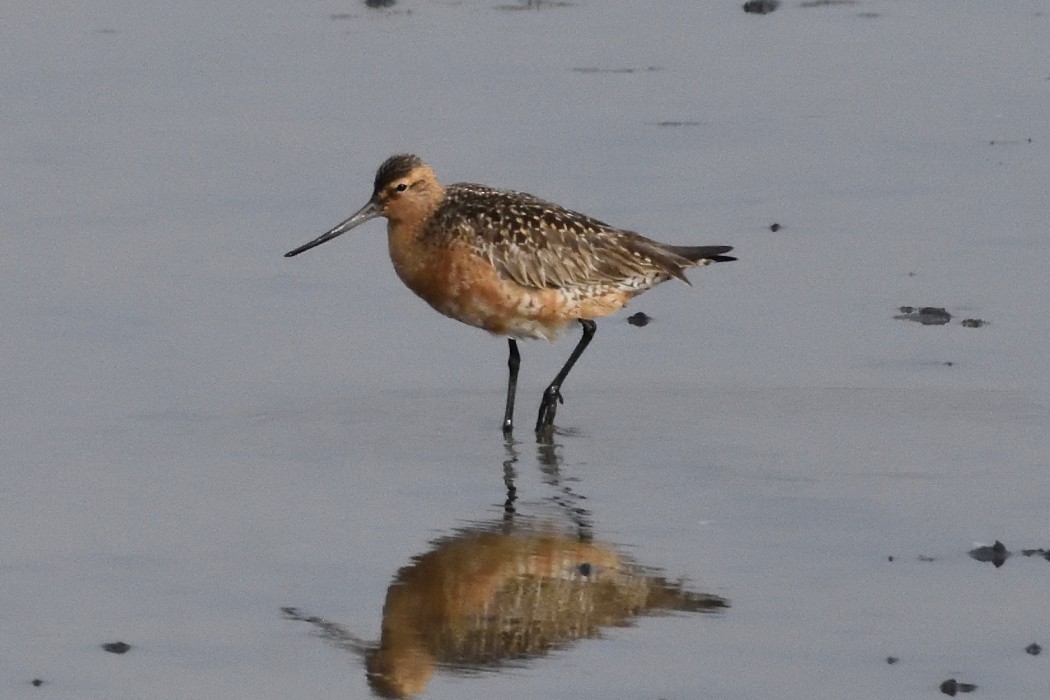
top-left (284, 199), bottom-right (382, 257)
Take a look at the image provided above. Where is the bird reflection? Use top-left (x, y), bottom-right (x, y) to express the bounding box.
top-left (283, 438), bottom-right (727, 697)
top-left (366, 523), bottom-right (724, 697)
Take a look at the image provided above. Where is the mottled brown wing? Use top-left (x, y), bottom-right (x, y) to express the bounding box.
top-left (437, 184), bottom-right (698, 291)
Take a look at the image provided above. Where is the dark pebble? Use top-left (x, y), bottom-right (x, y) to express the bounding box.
top-left (627, 312), bottom-right (651, 327)
top-left (969, 540), bottom-right (1010, 567)
top-left (894, 306), bottom-right (952, 325)
top-left (1026, 642), bottom-right (1042, 655)
top-left (31, 679), bottom-right (44, 687)
top-left (102, 641), bottom-right (131, 654)
top-left (769, 222), bottom-right (781, 232)
top-left (743, 0), bottom-right (779, 13)
top-left (886, 656), bottom-right (898, 664)
top-left (960, 319), bottom-right (986, 328)
top-left (940, 678), bottom-right (977, 696)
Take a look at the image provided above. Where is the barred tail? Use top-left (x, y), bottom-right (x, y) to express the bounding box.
top-left (667, 245), bottom-right (736, 264)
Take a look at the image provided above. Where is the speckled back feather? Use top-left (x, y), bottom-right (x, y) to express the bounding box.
top-left (423, 183), bottom-right (731, 294)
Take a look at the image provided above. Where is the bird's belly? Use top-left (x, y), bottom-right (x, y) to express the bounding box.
top-left (393, 247), bottom-right (632, 341)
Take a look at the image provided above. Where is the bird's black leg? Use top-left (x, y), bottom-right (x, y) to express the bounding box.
top-left (536, 319), bottom-right (596, 433)
top-left (502, 338), bottom-right (520, 435)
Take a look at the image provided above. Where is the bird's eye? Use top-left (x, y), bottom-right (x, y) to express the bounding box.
top-left (395, 183), bottom-right (408, 192)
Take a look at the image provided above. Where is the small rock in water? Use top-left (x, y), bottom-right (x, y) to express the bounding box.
top-left (743, 0), bottom-right (779, 13)
top-left (627, 312), bottom-right (651, 327)
top-left (969, 540), bottom-right (1010, 567)
top-left (1026, 642), bottom-right (1042, 656)
top-left (31, 679), bottom-right (44, 687)
top-left (939, 678), bottom-right (977, 696)
top-left (960, 318), bottom-right (987, 328)
top-left (102, 641), bottom-right (131, 654)
top-left (895, 306), bottom-right (952, 325)
top-left (769, 222), bottom-right (781, 232)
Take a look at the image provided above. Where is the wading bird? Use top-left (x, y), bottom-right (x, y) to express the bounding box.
top-left (285, 154), bottom-right (734, 435)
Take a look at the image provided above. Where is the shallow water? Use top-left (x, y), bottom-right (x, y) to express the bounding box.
top-left (3, 0), bottom-right (1050, 698)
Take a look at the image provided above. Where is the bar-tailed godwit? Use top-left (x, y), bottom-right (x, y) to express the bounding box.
top-left (286, 154), bottom-right (735, 434)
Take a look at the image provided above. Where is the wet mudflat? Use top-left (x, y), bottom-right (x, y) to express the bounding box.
top-left (3, 0), bottom-right (1050, 698)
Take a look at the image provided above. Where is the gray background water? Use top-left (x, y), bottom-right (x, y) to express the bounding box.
top-left (4, 0), bottom-right (1050, 697)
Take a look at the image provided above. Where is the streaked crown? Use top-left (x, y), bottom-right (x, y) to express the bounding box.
top-left (374, 154), bottom-right (425, 194)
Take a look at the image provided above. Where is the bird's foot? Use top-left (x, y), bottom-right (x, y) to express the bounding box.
top-left (535, 385), bottom-right (564, 433)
